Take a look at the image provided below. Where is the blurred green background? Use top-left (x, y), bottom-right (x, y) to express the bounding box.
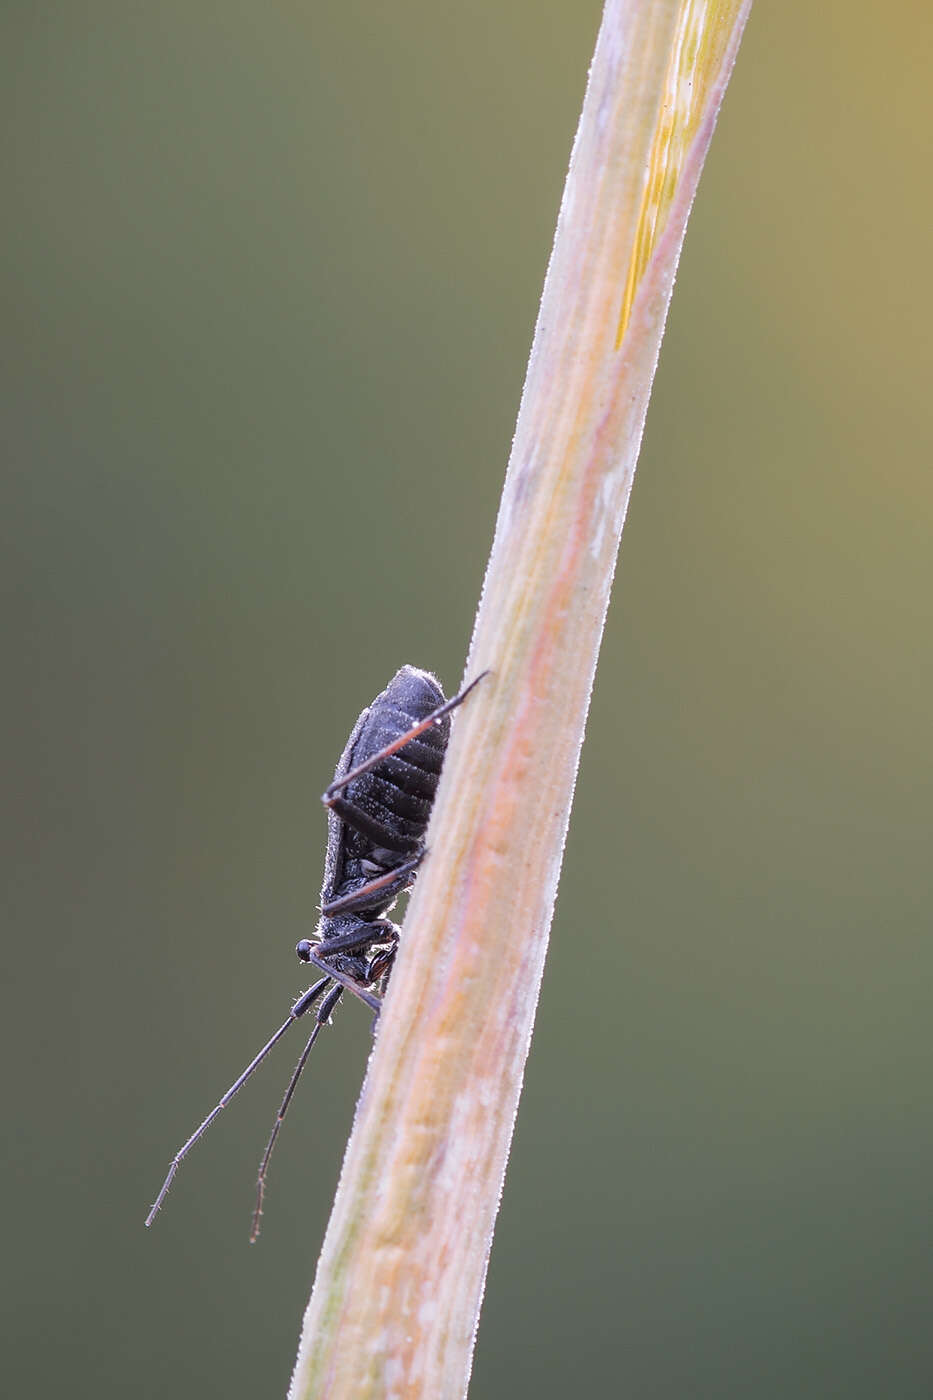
top-left (3, 3), bottom-right (932, 1396)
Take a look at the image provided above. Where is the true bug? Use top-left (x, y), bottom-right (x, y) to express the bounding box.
top-left (145, 665), bottom-right (484, 1239)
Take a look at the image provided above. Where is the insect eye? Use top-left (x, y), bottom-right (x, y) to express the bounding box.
top-left (295, 939), bottom-right (313, 962)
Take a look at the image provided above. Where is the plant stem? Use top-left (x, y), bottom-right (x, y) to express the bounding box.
top-left (289, 3), bottom-right (752, 1396)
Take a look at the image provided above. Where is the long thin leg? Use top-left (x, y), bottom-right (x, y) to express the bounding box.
top-left (301, 948), bottom-right (383, 1015)
top-left (309, 917), bottom-right (397, 956)
top-left (319, 927), bottom-right (398, 980)
top-left (321, 853), bottom-right (423, 916)
top-left (144, 977), bottom-right (330, 1227)
top-left (250, 982), bottom-right (343, 1242)
top-left (322, 671), bottom-right (488, 805)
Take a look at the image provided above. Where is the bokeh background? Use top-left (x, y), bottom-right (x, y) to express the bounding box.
top-left (3, 3), bottom-right (932, 1396)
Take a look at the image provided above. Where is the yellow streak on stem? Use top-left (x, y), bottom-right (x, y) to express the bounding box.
top-left (617, 0), bottom-right (746, 346)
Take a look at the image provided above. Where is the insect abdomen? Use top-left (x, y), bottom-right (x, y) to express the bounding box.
top-left (340, 668), bottom-right (449, 856)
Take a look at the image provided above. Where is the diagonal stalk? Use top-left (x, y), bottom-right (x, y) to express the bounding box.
top-left (289, 3), bottom-right (753, 1396)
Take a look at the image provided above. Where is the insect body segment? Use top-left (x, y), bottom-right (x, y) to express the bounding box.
top-left (145, 664), bottom-right (484, 1239)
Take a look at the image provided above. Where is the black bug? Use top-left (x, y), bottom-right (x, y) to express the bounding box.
top-left (145, 665), bottom-right (484, 1240)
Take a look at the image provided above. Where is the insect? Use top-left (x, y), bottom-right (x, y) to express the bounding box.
top-left (145, 664), bottom-right (484, 1240)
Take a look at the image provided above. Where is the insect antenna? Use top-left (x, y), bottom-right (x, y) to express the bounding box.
top-left (145, 976), bottom-right (331, 1228)
top-left (250, 981), bottom-right (343, 1242)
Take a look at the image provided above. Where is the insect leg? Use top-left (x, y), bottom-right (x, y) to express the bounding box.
top-left (322, 670), bottom-right (488, 805)
top-left (144, 977), bottom-right (330, 1227)
top-left (250, 981), bottom-right (343, 1242)
top-left (311, 921), bottom-right (399, 986)
top-left (299, 947), bottom-right (383, 1015)
top-left (321, 854), bottom-right (422, 916)
top-left (305, 919), bottom-right (396, 958)
top-left (365, 944), bottom-right (396, 984)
